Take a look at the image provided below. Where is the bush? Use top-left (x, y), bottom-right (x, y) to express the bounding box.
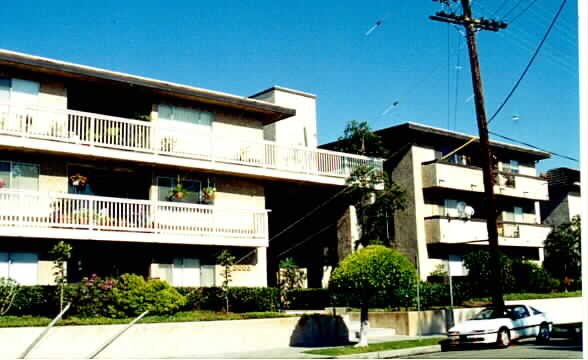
top-left (511, 260), bottom-right (559, 293)
top-left (7, 286), bottom-right (57, 316)
top-left (463, 250), bottom-right (515, 297)
top-left (285, 288), bottom-right (331, 310)
top-left (178, 286), bottom-right (279, 313)
top-left (108, 274), bottom-right (186, 317)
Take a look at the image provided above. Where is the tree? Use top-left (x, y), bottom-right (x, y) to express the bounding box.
top-left (329, 245), bottom-right (416, 347)
top-left (49, 240), bottom-right (72, 312)
top-left (346, 165), bottom-right (406, 248)
top-left (463, 249), bottom-right (515, 296)
top-left (217, 249), bottom-right (236, 313)
top-left (544, 216), bottom-right (581, 290)
top-left (278, 257), bottom-right (306, 309)
top-left (333, 120), bottom-right (387, 158)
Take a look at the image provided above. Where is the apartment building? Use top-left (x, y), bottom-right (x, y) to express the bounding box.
top-left (379, 123), bottom-right (553, 278)
top-left (541, 167), bottom-right (581, 226)
top-left (0, 49), bottom-right (381, 287)
top-left (323, 122), bottom-right (552, 280)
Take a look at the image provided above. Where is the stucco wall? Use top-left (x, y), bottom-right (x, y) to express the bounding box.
top-left (215, 176), bottom-right (265, 209)
top-left (391, 146), bottom-right (436, 279)
top-left (254, 87), bottom-right (317, 148)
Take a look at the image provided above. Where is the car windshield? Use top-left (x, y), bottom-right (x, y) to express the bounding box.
top-left (473, 307), bottom-right (510, 320)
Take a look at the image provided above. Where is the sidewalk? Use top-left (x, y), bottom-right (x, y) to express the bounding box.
top-left (174, 334), bottom-right (443, 359)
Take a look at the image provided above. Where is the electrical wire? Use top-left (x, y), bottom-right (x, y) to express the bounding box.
top-left (507, 0), bottom-right (539, 25)
top-left (489, 131), bottom-right (578, 162)
top-left (500, 0), bottom-right (526, 21)
top-left (275, 223), bottom-right (335, 259)
top-left (488, 0), bottom-right (568, 124)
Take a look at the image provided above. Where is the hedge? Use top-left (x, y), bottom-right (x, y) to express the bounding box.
top-left (176, 286), bottom-right (280, 313)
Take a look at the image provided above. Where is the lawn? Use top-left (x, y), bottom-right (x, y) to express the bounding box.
top-left (303, 337), bottom-right (444, 356)
top-left (0, 311), bottom-right (294, 328)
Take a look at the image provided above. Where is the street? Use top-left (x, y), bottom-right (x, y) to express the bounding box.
top-left (406, 338), bottom-right (583, 359)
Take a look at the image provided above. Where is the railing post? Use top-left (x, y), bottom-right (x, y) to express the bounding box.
top-left (19, 303), bottom-right (71, 359)
top-left (87, 310), bottom-right (149, 359)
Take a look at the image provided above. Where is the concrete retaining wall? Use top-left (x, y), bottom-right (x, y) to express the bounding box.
top-left (0, 317), bottom-right (302, 359)
top-left (349, 296), bottom-right (583, 336)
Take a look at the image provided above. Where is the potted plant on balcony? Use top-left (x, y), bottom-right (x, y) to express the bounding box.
top-left (69, 173), bottom-right (88, 190)
top-left (168, 175), bottom-right (190, 200)
top-left (202, 186), bottom-right (216, 204)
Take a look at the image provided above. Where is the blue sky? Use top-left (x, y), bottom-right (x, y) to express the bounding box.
top-left (1, 0), bottom-right (578, 171)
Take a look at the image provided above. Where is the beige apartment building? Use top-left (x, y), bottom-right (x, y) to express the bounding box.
top-left (373, 123), bottom-right (553, 279)
top-left (0, 49), bottom-right (381, 287)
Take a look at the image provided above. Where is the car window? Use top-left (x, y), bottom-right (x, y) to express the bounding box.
top-left (509, 306), bottom-right (529, 319)
top-left (530, 306), bottom-right (542, 315)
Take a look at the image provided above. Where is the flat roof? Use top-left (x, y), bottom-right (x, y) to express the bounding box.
top-left (0, 49), bottom-right (295, 124)
top-left (376, 122), bottom-right (551, 160)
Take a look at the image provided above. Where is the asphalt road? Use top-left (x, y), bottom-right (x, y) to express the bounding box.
top-left (405, 338), bottom-right (583, 359)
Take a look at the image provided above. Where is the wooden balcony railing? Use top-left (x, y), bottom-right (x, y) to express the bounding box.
top-left (0, 190), bottom-right (268, 241)
top-left (0, 104), bottom-right (382, 179)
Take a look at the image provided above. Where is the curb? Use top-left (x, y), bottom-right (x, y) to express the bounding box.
top-left (334, 345), bottom-right (442, 359)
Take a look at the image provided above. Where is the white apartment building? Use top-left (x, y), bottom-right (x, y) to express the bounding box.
top-left (0, 49), bottom-right (381, 287)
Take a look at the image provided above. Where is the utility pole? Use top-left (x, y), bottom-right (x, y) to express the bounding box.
top-left (430, 0), bottom-right (507, 311)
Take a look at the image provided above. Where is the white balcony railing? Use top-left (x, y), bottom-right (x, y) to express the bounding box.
top-left (0, 190), bottom-right (268, 243)
top-left (0, 104), bottom-right (382, 179)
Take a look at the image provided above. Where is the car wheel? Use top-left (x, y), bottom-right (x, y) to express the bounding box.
top-left (536, 323), bottom-right (550, 344)
top-left (497, 328), bottom-right (511, 348)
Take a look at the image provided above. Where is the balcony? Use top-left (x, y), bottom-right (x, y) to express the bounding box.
top-left (0, 190), bottom-right (269, 247)
top-left (421, 162), bottom-right (548, 200)
top-left (424, 216), bottom-right (552, 248)
top-left (0, 104), bottom-right (382, 186)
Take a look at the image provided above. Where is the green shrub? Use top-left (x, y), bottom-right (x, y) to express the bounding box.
top-left (109, 274), bottom-right (186, 317)
top-left (67, 274), bottom-right (117, 317)
top-left (284, 288), bottom-right (331, 310)
top-left (178, 286), bottom-right (279, 313)
top-left (7, 286), bottom-right (57, 316)
top-left (511, 260), bottom-right (559, 293)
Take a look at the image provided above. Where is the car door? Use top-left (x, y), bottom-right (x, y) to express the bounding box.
top-left (509, 305), bottom-right (534, 338)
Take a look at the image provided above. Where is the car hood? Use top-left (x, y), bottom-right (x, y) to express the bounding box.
top-left (449, 318), bottom-right (511, 333)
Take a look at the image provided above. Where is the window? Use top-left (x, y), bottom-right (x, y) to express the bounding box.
top-left (0, 161), bottom-right (39, 191)
top-left (158, 104), bottom-right (213, 128)
top-left (157, 176), bottom-right (201, 204)
top-left (502, 160), bottom-right (519, 174)
top-left (159, 258), bottom-right (214, 287)
top-left (503, 206), bottom-right (524, 223)
top-left (172, 257), bottom-right (201, 287)
top-left (0, 252), bottom-right (38, 285)
top-left (444, 199), bottom-right (459, 217)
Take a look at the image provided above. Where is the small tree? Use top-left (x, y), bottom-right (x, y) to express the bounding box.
top-left (0, 277), bottom-right (19, 315)
top-left (278, 257), bottom-right (306, 309)
top-left (333, 120), bottom-right (388, 157)
top-left (463, 249), bottom-right (515, 297)
top-left (329, 245), bottom-right (416, 347)
top-left (544, 216), bottom-right (581, 290)
top-left (49, 240), bottom-right (72, 312)
top-left (346, 165), bottom-right (406, 248)
top-left (217, 249), bottom-right (236, 313)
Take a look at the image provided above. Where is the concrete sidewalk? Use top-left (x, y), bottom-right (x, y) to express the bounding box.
top-left (171, 334), bottom-right (444, 359)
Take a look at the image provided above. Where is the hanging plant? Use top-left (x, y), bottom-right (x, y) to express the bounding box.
top-left (202, 186), bottom-right (216, 201)
top-left (70, 173), bottom-right (88, 188)
top-left (168, 175), bottom-right (190, 200)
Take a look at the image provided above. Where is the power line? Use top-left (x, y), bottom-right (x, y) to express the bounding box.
top-left (275, 223), bottom-right (335, 259)
top-left (488, 131), bottom-right (578, 162)
top-left (501, 0), bottom-right (525, 20)
top-left (507, 0), bottom-right (539, 25)
top-left (488, 0), bottom-right (568, 124)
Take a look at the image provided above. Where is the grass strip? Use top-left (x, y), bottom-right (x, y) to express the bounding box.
top-left (303, 337), bottom-right (444, 356)
top-left (0, 311), bottom-right (294, 328)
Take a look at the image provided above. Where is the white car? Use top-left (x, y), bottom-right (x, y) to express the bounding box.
top-left (446, 304), bottom-right (552, 348)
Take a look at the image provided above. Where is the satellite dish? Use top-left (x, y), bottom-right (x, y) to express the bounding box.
top-left (464, 205), bottom-right (475, 219)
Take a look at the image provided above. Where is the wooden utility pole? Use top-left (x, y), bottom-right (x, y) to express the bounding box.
top-left (430, 0), bottom-right (507, 311)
